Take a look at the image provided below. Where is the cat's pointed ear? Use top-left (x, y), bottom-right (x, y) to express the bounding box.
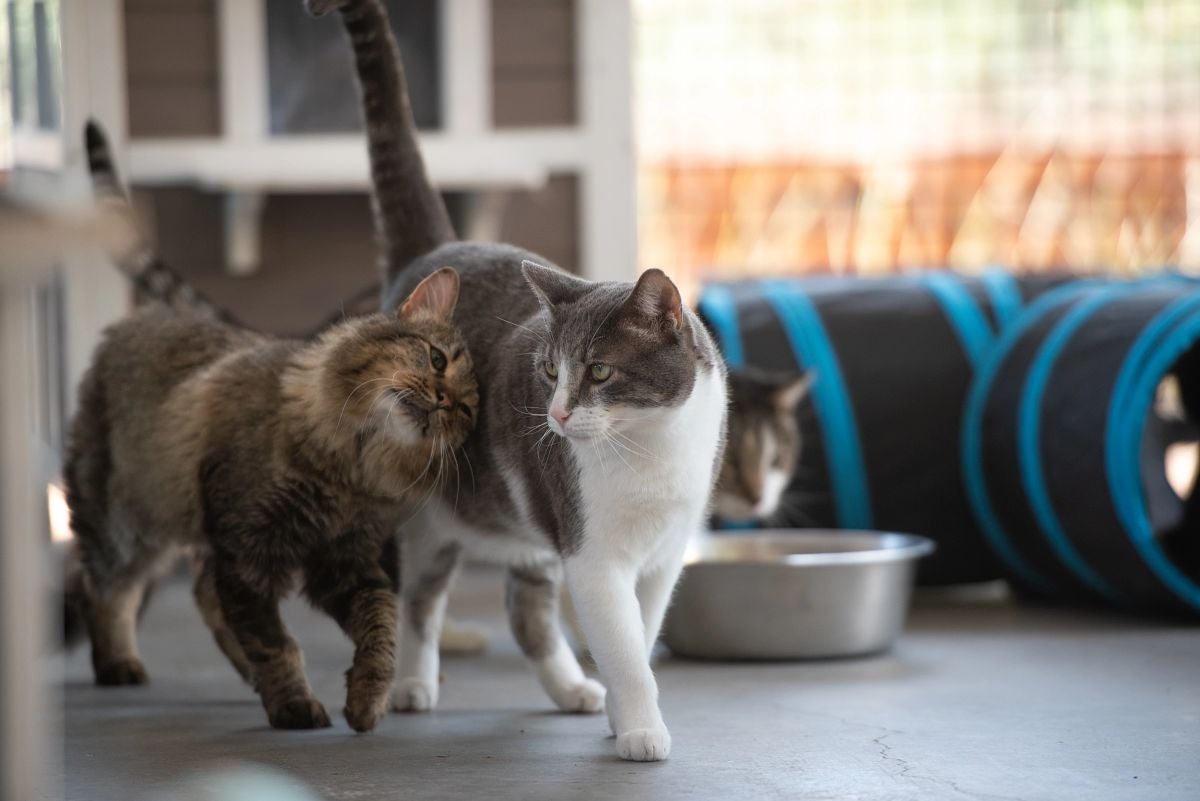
top-left (521, 260), bottom-right (589, 310)
top-left (773, 372), bottom-right (814, 412)
top-left (622, 268), bottom-right (683, 331)
top-left (399, 267), bottom-right (459, 321)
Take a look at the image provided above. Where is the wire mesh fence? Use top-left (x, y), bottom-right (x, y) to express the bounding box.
top-left (634, 0), bottom-right (1200, 297)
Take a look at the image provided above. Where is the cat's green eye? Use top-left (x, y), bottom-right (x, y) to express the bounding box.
top-left (545, 361), bottom-right (559, 379)
top-left (590, 363), bottom-right (613, 382)
top-left (429, 346), bottom-right (447, 372)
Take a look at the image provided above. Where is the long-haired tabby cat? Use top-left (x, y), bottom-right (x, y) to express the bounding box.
top-left (714, 369), bottom-right (811, 524)
top-left (307, 0), bottom-right (727, 761)
top-left (64, 123), bottom-right (477, 733)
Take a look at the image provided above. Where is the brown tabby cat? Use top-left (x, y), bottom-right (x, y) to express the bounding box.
top-left (64, 123), bottom-right (478, 733)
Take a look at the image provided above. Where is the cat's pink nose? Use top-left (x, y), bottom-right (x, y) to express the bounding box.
top-left (551, 406), bottom-right (571, 425)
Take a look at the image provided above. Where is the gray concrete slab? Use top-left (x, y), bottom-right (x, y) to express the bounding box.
top-left (60, 570), bottom-right (1200, 801)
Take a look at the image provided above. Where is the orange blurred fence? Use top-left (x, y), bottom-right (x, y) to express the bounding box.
top-left (640, 150), bottom-right (1200, 300)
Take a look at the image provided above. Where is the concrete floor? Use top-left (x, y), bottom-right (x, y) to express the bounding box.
top-left (60, 569), bottom-right (1199, 801)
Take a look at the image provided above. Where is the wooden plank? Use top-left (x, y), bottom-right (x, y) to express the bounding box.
top-left (494, 74), bottom-right (575, 127)
top-left (492, 0), bottom-right (572, 9)
top-left (137, 188), bottom-right (380, 335)
top-left (491, 0), bottom-right (577, 127)
top-left (491, 2), bottom-right (574, 70)
top-left (124, 0), bottom-right (213, 11)
top-left (123, 0), bottom-right (220, 137)
top-left (124, 9), bottom-right (219, 81)
top-left (127, 84), bottom-right (221, 137)
top-left (499, 172), bottom-right (579, 272)
top-left (135, 171), bottom-right (577, 330)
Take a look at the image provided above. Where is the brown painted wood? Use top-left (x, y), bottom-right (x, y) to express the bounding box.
top-left (125, 10), bottom-right (218, 81)
top-left (135, 175), bottom-right (578, 334)
top-left (127, 86), bottom-right (221, 138)
top-left (493, 75), bottom-right (575, 128)
top-left (492, 3), bottom-right (574, 70)
top-left (491, 0), bottom-right (576, 127)
top-left (499, 173), bottom-right (579, 273)
top-left (123, 0), bottom-right (221, 137)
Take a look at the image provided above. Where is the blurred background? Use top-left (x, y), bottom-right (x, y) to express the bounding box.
top-left (637, 0), bottom-right (1200, 297)
top-left (2, 2), bottom-right (1199, 799)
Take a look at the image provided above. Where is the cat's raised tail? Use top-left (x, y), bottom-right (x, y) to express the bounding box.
top-left (304, 0), bottom-right (456, 282)
top-left (83, 120), bottom-right (229, 321)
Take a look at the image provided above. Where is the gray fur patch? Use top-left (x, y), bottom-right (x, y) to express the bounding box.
top-left (505, 562), bottom-right (563, 660)
top-left (404, 543), bottom-right (462, 635)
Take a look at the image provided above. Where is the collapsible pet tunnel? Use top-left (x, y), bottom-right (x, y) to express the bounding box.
top-left (698, 271), bottom-right (1068, 585)
top-left (964, 277), bottom-right (1200, 615)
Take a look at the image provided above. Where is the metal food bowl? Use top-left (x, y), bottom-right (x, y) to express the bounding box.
top-left (662, 530), bottom-right (935, 660)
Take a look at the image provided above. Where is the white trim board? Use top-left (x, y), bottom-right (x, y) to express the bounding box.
top-left (126, 131), bottom-right (587, 192)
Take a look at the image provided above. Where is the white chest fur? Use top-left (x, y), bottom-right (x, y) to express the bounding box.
top-left (570, 366), bottom-right (726, 572)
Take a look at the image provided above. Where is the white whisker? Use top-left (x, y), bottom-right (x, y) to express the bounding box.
top-left (495, 315), bottom-right (547, 344)
top-left (609, 428), bottom-right (661, 461)
top-left (606, 430), bottom-right (659, 464)
top-left (509, 402), bottom-right (548, 418)
top-left (602, 432), bottom-right (639, 476)
top-left (520, 421), bottom-right (550, 437)
top-left (459, 445), bottom-right (477, 494)
top-left (333, 377), bottom-right (396, 436)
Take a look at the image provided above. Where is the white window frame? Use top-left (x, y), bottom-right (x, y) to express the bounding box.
top-left (4, 0), bottom-right (66, 171)
top-left (122, 0), bottom-right (635, 283)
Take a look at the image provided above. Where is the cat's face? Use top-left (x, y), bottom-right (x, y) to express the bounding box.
top-left (523, 264), bottom-right (694, 443)
top-left (713, 370), bottom-right (810, 522)
top-left (327, 268), bottom-right (477, 448)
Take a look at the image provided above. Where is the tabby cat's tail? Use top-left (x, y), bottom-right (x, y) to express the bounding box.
top-left (305, 0), bottom-right (456, 281)
top-left (84, 121), bottom-right (229, 320)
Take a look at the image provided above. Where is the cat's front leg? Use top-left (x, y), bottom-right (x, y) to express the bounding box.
top-left (506, 563), bottom-right (605, 713)
top-left (564, 555), bottom-right (670, 762)
top-left (637, 553), bottom-right (686, 656)
top-left (305, 548), bottom-right (397, 733)
top-left (213, 557), bottom-right (330, 730)
top-left (392, 536), bottom-right (461, 712)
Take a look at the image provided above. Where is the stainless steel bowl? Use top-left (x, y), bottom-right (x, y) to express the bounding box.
top-left (662, 530), bottom-right (935, 660)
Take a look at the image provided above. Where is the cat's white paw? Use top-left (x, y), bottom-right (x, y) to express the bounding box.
top-left (615, 727), bottom-right (671, 762)
top-left (392, 677), bottom-right (438, 713)
top-left (549, 678), bottom-right (606, 714)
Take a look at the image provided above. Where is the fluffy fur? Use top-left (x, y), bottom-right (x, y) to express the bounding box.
top-left (64, 123), bottom-right (478, 733)
top-left (309, 0), bottom-right (727, 760)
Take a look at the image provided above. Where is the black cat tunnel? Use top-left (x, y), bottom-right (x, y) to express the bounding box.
top-left (964, 277), bottom-right (1200, 616)
top-left (699, 272), bottom-right (1200, 613)
top-left (698, 270), bottom-right (1049, 585)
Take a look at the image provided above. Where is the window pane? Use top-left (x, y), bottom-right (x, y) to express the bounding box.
top-left (265, 0), bottom-right (440, 135)
top-left (7, 0), bottom-right (23, 126)
top-left (32, 0), bottom-right (59, 131)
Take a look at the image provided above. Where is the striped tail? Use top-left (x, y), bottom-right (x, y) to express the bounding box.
top-left (305, 0), bottom-right (456, 282)
top-left (84, 121), bottom-right (229, 321)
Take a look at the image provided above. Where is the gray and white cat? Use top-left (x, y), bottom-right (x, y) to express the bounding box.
top-left (308, 0), bottom-right (727, 761)
top-left (713, 369), bottom-right (811, 523)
